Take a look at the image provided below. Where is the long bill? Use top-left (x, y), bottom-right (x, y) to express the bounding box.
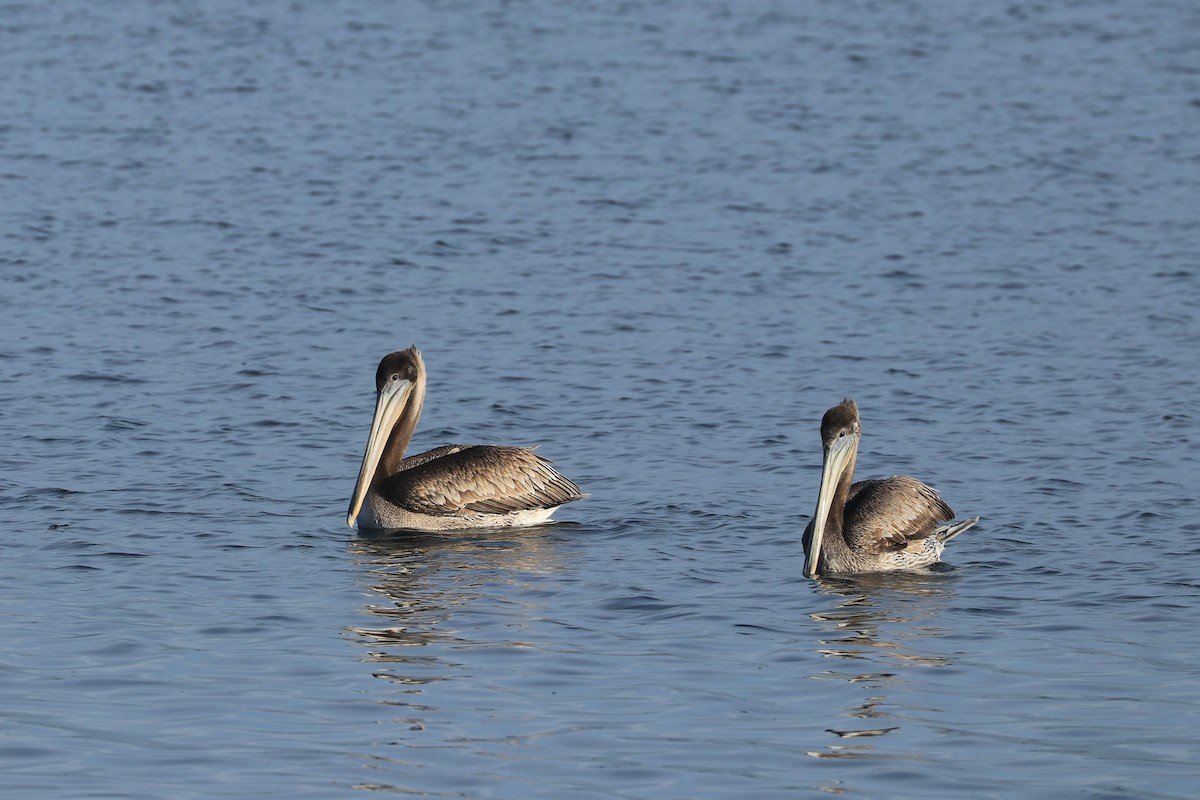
top-left (802, 433), bottom-right (857, 579)
top-left (346, 378), bottom-right (415, 528)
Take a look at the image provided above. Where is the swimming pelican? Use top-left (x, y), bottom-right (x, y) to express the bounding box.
top-left (347, 347), bottom-right (585, 531)
top-left (802, 399), bottom-right (979, 578)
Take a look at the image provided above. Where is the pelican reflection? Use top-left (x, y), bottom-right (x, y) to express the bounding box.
top-left (347, 527), bottom-right (570, 661)
top-left (804, 571), bottom-right (958, 767)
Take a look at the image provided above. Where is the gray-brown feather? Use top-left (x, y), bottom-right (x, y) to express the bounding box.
top-left (844, 476), bottom-right (955, 554)
top-left (379, 445), bottom-right (585, 517)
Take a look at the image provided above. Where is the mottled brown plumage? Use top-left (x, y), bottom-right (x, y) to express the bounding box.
top-left (844, 477), bottom-right (955, 553)
top-left (802, 399), bottom-right (978, 577)
top-left (347, 348), bottom-right (585, 531)
top-left (381, 444), bottom-right (583, 516)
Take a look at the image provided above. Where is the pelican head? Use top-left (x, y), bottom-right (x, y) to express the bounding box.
top-left (802, 399), bottom-right (861, 579)
top-left (346, 347), bottom-right (426, 528)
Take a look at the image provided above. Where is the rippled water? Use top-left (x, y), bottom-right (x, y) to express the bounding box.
top-left (3, 1), bottom-right (1198, 797)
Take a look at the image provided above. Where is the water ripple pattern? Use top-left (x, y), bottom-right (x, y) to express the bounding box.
top-left (1, 1), bottom-right (1197, 798)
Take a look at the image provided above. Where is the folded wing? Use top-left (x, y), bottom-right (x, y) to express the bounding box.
top-left (844, 476), bottom-right (955, 553)
top-left (383, 445), bottom-right (585, 516)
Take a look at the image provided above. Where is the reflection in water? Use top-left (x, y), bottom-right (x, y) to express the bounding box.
top-left (805, 569), bottom-right (958, 776)
top-left (348, 524), bottom-right (568, 656)
top-left (346, 526), bottom-right (569, 792)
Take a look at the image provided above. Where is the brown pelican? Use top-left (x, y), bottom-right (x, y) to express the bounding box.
top-left (347, 347), bottom-right (585, 531)
top-left (802, 399), bottom-right (979, 578)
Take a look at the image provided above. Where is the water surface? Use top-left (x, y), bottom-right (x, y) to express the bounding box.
top-left (2, 1), bottom-right (1198, 797)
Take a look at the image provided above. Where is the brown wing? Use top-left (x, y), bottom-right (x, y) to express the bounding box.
top-left (382, 445), bottom-right (585, 516)
top-left (844, 476), bottom-right (955, 554)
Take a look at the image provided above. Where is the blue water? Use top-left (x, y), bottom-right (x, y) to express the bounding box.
top-left (2, 1), bottom-right (1198, 797)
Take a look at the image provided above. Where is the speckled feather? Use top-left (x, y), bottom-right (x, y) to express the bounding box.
top-left (378, 444), bottom-right (585, 517)
top-left (845, 476), bottom-right (955, 554)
